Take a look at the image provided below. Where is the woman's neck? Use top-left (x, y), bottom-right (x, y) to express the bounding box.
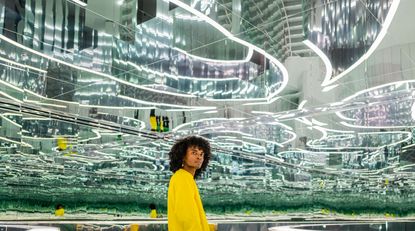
top-left (182, 166), bottom-right (196, 176)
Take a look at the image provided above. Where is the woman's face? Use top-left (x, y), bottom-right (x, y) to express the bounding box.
top-left (183, 145), bottom-right (204, 170)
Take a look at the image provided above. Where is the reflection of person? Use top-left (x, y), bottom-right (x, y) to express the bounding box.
top-left (167, 136), bottom-right (215, 231)
top-left (55, 204), bottom-right (64, 216)
top-left (149, 203), bottom-right (157, 218)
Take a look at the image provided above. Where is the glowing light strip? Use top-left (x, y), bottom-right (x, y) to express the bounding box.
top-left (340, 121), bottom-right (411, 129)
top-left (2, 113), bottom-right (21, 117)
top-left (309, 126), bottom-right (355, 141)
top-left (126, 61), bottom-right (239, 82)
top-left (403, 143), bottom-right (415, 149)
top-left (22, 117), bottom-right (51, 121)
top-left (242, 136), bottom-right (268, 151)
top-left (79, 129), bottom-right (101, 143)
top-left (280, 130), bottom-right (297, 145)
top-left (0, 136), bottom-right (21, 145)
top-left (165, 109), bottom-right (191, 112)
top-left (205, 130), bottom-right (253, 137)
top-left (172, 117), bottom-right (244, 132)
top-left (118, 95), bottom-right (216, 110)
top-left (169, 0), bottom-right (289, 101)
top-left (25, 91), bottom-right (79, 105)
top-left (311, 118), bottom-right (327, 126)
top-left (321, 0), bottom-right (401, 86)
top-left (276, 113), bottom-right (295, 119)
top-left (173, 47), bottom-right (253, 64)
top-left (242, 96), bottom-right (280, 106)
top-left (203, 110), bottom-right (218, 114)
top-left (78, 104), bottom-right (156, 110)
top-left (303, 40), bottom-right (332, 85)
top-left (318, 127), bottom-right (355, 134)
top-left (297, 100), bottom-right (307, 110)
top-left (268, 121), bottom-right (294, 131)
top-left (296, 118), bottom-right (312, 126)
top-left (0, 91), bottom-right (22, 103)
top-left (322, 84), bottom-right (339, 92)
top-left (24, 100), bottom-right (67, 108)
top-left (0, 34), bottom-right (195, 98)
top-left (0, 56), bottom-right (46, 73)
top-left (122, 117), bottom-right (146, 130)
top-left (311, 126), bottom-right (328, 140)
top-left (335, 111), bottom-right (356, 121)
top-left (0, 115), bottom-right (22, 128)
top-left (251, 111), bottom-right (275, 115)
top-left (69, 0), bottom-right (87, 6)
top-left (308, 131), bottom-right (411, 150)
top-left (342, 80), bottom-right (414, 102)
top-left (0, 79), bottom-right (24, 93)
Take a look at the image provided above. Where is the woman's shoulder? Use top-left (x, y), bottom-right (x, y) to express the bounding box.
top-left (171, 169), bottom-right (193, 182)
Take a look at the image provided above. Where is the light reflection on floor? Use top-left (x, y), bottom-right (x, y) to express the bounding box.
top-left (1, 220), bottom-right (415, 231)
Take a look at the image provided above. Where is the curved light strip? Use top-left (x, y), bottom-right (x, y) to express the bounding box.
top-left (169, 0), bottom-right (289, 101)
top-left (242, 136), bottom-right (283, 147)
top-left (0, 80), bottom-right (24, 93)
top-left (303, 40), bottom-right (332, 86)
top-left (340, 121), bottom-right (413, 129)
top-left (307, 131), bottom-right (412, 150)
top-left (118, 95), bottom-right (216, 110)
top-left (297, 100), bottom-right (308, 110)
top-left (173, 117), bottom-right (295, 146)
top-left (243, 96), bottom-right (280, 106)
top-left (0, 91), bottom-right (22, 103)
top-left (172, 117), bottom-right (245, 132)
top-left (280, 130), bottom-right (297, 145)
top-left (0, 56), bottom-right (46, 73)
top-left (0, 35), bottom-right (195, 98)
top-left (320, 0), bottom-right (401, 86)
top-left (342, 80), bottom-right (413, 102)
top-left (24, 100), bottom-right (67, 108)
top-left (335, 111), bottom-right (356, 121)
top-left (0, 114), bottom-right (22, 128)
top-left (310, 125), bottom-right (355, 141)
top-left (126, 60), bottom-right (239, 82)
top-left (322, 84), bottom-right (339, 92)
top-left (337, 80), bottom-right (414, 122)
top-left (173, 47), bottom-right (253, 64)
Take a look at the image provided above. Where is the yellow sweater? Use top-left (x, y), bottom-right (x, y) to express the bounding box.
top-left (168, 169), bottom-right (210, 231)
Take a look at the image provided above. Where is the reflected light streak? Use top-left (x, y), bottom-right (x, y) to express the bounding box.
top-left (169, 0), bottom-right (289, 101)
top-left (0, 34), bottom-right (195, 98)
top-left (303, 40), bottom-right (332, 85)
top-left (173, 46), bottom-right (253, 64)
top-left (0, 56), bottom-right (46, 73)
top-left (321, 0), bottom-right (401, 86)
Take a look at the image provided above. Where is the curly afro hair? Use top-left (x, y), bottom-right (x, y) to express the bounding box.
top-left (168, 136), bottom-right (211, 178)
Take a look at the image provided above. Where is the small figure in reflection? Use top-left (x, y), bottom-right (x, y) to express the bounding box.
top-left (149, 203), bottom-right (158, 218)
top-left (55, 204), bottom-right (65, 217)
top-left (167, 136), bottom-right (217, 231)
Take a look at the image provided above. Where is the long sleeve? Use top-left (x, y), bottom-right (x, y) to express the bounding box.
top-left (173, 175), bottom-right (202, 230)
top-left (168, 169), bottom-right (210, 231)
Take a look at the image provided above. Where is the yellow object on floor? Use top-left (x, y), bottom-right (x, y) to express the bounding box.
top-left (54, 208), bottom-right (64, 216)
top-left (150, 209), bottom-right (157, 218)
top-left (130, 224), bottom-right (139, 231)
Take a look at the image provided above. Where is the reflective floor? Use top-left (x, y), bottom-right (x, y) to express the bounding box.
top-left (2, 220), bottom-right (415, 231)
top-left (270, 221), bottom-right (415, 231)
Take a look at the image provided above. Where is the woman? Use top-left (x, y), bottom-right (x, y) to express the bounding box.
top-left (54, 204), bottom-right (64, 217)
top-left (167, 136), bottom-right (215, 231)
